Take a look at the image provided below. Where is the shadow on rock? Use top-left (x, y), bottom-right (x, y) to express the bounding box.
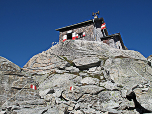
top-left (126, 91), bottom-right (152, 114)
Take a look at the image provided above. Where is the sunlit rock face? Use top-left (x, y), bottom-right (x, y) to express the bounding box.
top-left (1, 40), bottom-right (152, 114)
top-left (23, 40), bottom-right (146, 73)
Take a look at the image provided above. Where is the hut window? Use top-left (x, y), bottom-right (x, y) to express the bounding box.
top-left (78, 32), bottom-right (83, 38)
top-left (67, 33), bottom-right (72, 40)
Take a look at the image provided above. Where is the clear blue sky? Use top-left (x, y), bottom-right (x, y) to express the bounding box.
top-left (0, 0), bottom-right (152, 67)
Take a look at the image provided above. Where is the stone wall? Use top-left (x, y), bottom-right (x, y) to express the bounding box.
top-left (59, 24), bottom-right (95, 43)
top-left (101, 34), bottom-right (125, 50)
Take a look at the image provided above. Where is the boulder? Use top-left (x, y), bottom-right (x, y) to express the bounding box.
top-left (14, 107), bottom-right (48, 114)
top-left (43, 107), bottom-right (59, 114)
top-left (89, 67), bottom-right (97, 72)
top-left (53, 89), bottom-right (62, 98)
top-left (81, 85), bottom-right (105, 94)
top-left (79, 72), bottom-right (88, 77)
top-left (97, 91), bottom-right (122, 103)
top-left (100, 81), bottom-right (119, 90)
top-left (81, 77), bottom-right (99, 85)
top-left (73, 56), bottom-right (100, 70)
top-left (65, 66), bottom-right (79, 73)
top-left (61, 86), bottom-right (83, 101)
top-left (39, 89), bottom-right (52, 98)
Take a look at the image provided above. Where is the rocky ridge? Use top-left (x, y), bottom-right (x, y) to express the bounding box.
top-left (0, 40), bottom-right (152, 114)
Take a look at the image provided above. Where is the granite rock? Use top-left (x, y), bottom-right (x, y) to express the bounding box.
top-left (1, 40), bottom-right (152, 113)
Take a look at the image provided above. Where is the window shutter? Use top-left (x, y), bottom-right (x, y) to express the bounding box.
top-left (63, 35), bottom-right (67, 42)
top-left (76, 34), bottom-right (78, 38)
top-left (83, 32), bottom-right (85, 37)
top-left (72, 32), bottom-right (76, 40)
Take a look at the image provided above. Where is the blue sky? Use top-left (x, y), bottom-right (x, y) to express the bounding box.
top-left (0, 0), bottom-right (152, 67)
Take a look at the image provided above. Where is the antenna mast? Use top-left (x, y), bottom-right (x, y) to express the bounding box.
top-left (92, 11), bottom-right (100, 18)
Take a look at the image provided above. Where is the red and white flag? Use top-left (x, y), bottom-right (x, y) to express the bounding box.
top-left (30, 84), bottom-right (37, 90)
top-left (83, 32), bottom-right (85, 37)
top-left (101, 23), bottom-right (106, 30)
top-left (70, 86), bottom-right (73, 91)
top-left (76, 34), bottom-right (78, 38)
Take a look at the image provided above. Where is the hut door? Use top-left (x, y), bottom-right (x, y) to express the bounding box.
top-left (67, 33), bottom-right (72, 40)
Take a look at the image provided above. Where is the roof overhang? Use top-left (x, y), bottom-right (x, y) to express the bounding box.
top-left (55, 19), bottom-right (93, 32)
top-left (55, 18), bottom-right (104, 32)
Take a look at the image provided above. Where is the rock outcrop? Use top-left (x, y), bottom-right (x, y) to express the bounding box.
top-left (0, 56), bottom-right (43, 114)
top-left (1, 40), bottom-right (152, 114)
top-left (148, 55), bottom-right (152, 66)
top-left (23, 40), bottom-right (146, 73)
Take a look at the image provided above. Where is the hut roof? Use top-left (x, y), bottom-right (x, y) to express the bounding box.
top-left (56, 18), bottom-right (103, 32)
